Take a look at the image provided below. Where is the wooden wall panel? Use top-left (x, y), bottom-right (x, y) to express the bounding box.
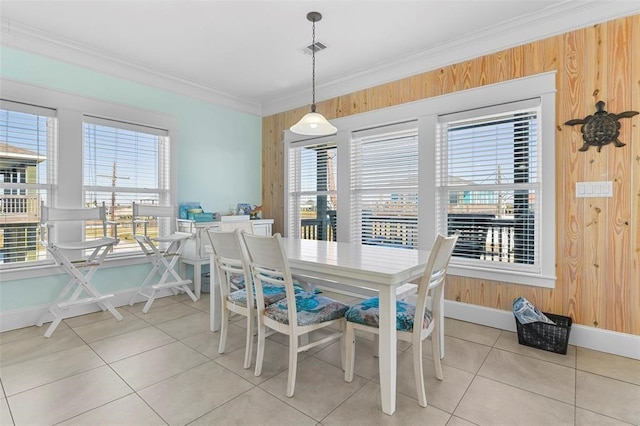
top-left (583, 23), bottom-right (607, 329)
top-left (607, 17), bottom-right (632, 332)
top-left (262, 14), bottom-right (640, 335)
top-left (563, 27), bottom-right (585, 325)
top-left (630, 15), bottom-right (640, 336)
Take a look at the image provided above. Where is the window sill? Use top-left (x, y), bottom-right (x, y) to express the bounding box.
top-left (0, 254), bottom-right (150, 282)
top-left (448, 263), bottom-right (556, 288)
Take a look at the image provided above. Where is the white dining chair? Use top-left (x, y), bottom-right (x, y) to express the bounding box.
top-left (241, 232), bottom-right (349, 397)
top-left (343, 233), bottom-right (458, 407)
top-left (128, 202), bottom-right (198, 313)
top-left (216, 219), bottom-right (254, 291)
top-left (208, 229), bottom-right (256, 369)
top-left (37, 202), bottom-right (123, 337)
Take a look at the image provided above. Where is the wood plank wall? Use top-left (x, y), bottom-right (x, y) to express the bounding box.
top-left (262, 15), bottom-right (640, 335)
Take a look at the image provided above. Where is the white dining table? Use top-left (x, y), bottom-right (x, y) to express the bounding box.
top-left (208, 237), bottom-right (431, 415)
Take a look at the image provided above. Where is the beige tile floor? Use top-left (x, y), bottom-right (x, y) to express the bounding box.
top-left (1, 292), bottom-right (639, 426)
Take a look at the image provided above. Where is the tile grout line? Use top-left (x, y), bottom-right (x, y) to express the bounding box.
top-left (442, 329), bottom-right (497, 425)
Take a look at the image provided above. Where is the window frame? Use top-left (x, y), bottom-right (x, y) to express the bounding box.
top-left (284, 71), bottom-right (556, 288)
top-left (0, 100), bottom-right (56, 267)
top-left (350, 121), bottom-right (419, 249)
top-left (82, 115), bottom-right (171, 257)
top-left (284, 135), bottom-right (338, 240)
top-left (0, 79), bottom-right (178, 282)
top-left (435, 99), bottom-right (543, 273)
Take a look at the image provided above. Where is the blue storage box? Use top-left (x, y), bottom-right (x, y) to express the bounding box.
top-left (188, 212), bottom-right (215, 222)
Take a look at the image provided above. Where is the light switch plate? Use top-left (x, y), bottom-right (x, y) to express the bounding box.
top-left (576, 181), bottom-right (613, 198)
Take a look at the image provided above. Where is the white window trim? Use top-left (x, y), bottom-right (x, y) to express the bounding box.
top-left (284, 71), bottom-right (556, 288)
top-left (283, 134), bottom-right (337, 239)
top-left (0, 78), bottom-right (178, 282)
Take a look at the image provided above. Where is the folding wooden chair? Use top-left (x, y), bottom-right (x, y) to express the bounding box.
top-left (37, 202), bottom-right (123, 337)
top-left (128, 202), bottom-right (198, 313)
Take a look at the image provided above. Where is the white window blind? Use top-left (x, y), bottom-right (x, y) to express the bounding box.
top-left (287, 139), bottom-right (337, 241)
top-left (0, 100), bottom-right (56, 266)
top-left (83, 116), bottom-right (170, 255)
top-left (436, 99), bottom-right (540, 271)
top-left (350, 121), bottom-right (418, 248)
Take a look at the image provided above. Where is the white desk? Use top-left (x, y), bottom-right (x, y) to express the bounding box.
top-left (208, 237), bottom-right (430, 415)
top-left (180, 219), bottom-right (273, 297)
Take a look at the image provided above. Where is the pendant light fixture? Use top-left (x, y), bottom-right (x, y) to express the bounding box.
top-left (290, 11), bottom-right (337, 136)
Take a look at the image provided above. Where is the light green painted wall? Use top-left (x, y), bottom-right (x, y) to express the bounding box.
top-left (0, 46), bottom-right (261, 312)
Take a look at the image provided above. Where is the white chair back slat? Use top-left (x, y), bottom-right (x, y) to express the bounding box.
top-left (42, 204), bottom-right (106, 223)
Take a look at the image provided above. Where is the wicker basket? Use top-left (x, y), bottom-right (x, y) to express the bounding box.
top-left (515, 312), bottom-right (572, 355)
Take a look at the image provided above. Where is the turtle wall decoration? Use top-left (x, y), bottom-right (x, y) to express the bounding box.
top-left (564, 101), bottom-right (638, 152)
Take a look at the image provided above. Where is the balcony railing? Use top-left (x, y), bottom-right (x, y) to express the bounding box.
top-left (447, 213), bottom-right (531, 263)
top-left (301, 218), bottom-right (335, 241)
top-left (300, 212), bottom-right (526, 264)
top-left (0, 194), bottom-right (41, 224)
top-left (362, 215), bottom-right (417, 248)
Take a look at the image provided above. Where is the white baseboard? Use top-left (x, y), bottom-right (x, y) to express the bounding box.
top-left (320, 284), bottom-right (640, 360)
top-left (3, 288), bottom-right (637, 361)
top-left (445, 300), bottom-right (640, 360)
top-left (0, 288), bottom-right (179, 333)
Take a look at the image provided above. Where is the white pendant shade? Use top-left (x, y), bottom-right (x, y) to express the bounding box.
top-left (290, 111), bottom-right (337, 136)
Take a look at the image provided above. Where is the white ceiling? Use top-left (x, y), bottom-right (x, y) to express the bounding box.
top-left (1, 1), bottom-right (639, 116)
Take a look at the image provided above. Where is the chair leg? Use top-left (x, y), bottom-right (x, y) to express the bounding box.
top-left (254, 322), bottom-right (266, 377)
top-left (432, 323), bottom-right (444, 381)
top-left (142, 290), bottom-right (158, 314)
top-left (43, 314), bottom-right (64, 338)
top-left (373, 333), bottom-right (379, 357)
top-left (286, 333), bottom-right (299, 398)
top-left (218, 306), bottom-right (229, 355)
top-left (243, 313), bottom-right (254, 370)
top-left (340, 321), bottom-right (346, 371)
top-left (413, 337), bottom-right (427, 407)
top-left (344, 323), bottom-right (356, 382)
top-left (129, 256), bottom-right (160, 307)
top-left (100, 301), bottom-right (124, 322)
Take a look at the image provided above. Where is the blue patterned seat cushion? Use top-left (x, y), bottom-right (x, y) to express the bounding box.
top-left (264, 291), bottom-right (349, 326)
top-left (229, 274), bottom-right (304, 292)
top-left (345, 297), bottom-right (432, 332)
top-left (230, 274), bottom-right (246, 289)
top-left (227, 282), bottom-right (292, 307)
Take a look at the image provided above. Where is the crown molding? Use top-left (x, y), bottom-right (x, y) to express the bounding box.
top-left (262, 0), bottom-right (640, 116)
top-left (2, 1), bottom-right (639, 118)
top-left (0, 19), bottom-right (262, 116)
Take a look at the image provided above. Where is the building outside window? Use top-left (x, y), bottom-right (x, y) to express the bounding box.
top-left (0, 101), bottom-right (55, 265)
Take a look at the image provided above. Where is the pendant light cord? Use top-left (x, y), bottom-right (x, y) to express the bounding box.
top-left (311, 18), bottom-right (317, 112)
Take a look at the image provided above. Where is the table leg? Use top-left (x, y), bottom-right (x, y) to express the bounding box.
top-left (378, 286), bottom-right (397, 415)
top-left (194, 262), bottom-right (201, 299)
top-left (209, 254), bottom-right (221, 332)
top-left (440, 295), bottom-right (445, 359)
